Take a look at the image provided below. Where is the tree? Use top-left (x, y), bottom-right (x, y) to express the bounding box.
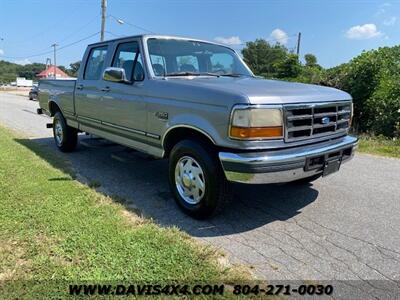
top-left (17, 63), bottom-right (46, 80)
top-left (58, 65), bottom-right (68, 73)
top-left (304, 53), bottom-right (319, 68)
top-left (274, 54), bottom-right (301, 78)
top-left (67, 61), bottom-right (81, 77)
top-left (0, 60), bottom-right (18, 83)
top-left (241, 39), bottom-right (287, 77)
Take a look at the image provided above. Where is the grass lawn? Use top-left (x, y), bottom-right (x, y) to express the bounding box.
top-left (358, 135), bottom-right (400, 158)
top-left (0, 126), bottom-right (246, 298)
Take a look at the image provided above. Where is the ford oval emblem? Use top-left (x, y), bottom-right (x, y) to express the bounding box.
top-left (321, 117), bottom-right (330, 124)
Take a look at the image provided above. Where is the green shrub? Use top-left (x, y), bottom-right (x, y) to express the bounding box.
top-left (320, 46), bottom-right (400, 137)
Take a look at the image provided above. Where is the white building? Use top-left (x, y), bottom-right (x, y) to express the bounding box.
top-left (16, 77), bottom-right (33, 87)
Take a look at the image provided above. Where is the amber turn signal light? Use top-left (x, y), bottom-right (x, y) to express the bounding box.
top-left (230, 126), bottom-right (283, 139)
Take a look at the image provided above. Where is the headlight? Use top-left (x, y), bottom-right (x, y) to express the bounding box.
top-left (230, 106), bottom-right (283, 140)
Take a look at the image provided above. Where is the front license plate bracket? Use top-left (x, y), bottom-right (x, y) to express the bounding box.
top-left (323, 157), bottom-right (342, 177)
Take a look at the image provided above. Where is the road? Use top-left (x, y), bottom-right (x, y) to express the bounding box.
top-left (1, 93), bottom-right (399, 295)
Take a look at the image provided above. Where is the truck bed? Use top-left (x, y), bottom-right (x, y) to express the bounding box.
top-left (38, 78), bottom-right (77, 116)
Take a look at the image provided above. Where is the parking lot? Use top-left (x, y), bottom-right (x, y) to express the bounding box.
top-left (1, 93), bottom-right (399, 288)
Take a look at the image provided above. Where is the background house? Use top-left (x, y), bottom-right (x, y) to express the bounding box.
top-left (37, 65), bottom-right (69, 79)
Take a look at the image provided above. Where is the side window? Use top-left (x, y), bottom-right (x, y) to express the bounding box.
top-left (84, 46), bottom-right (108, 80)
top-left (112, 42), bottom-right (144, 81)
top-left (210, 53), bottom-right (234, 73)
top-left (176, 55), bottom-right (199, 72)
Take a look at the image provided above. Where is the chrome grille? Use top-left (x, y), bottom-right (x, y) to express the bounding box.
top-left (284, 101), bottom-right (352, 142)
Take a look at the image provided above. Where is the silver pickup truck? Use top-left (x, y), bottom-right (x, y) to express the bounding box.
top-left (38, 34), bottom-right (358, 219)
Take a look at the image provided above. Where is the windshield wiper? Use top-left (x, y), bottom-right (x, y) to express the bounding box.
top-left (164, 72), bottom-right (249, 78)
top-left (165, 72), bottom-right (220, 77)
top-left (219, 73), bottom-right (246, 77)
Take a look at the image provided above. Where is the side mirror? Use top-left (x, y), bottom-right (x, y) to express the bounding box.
top-left (103, 67), bottom-right (130, 83)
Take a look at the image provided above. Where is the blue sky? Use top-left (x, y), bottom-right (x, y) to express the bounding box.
top-left (0, 0), bottom-right (399, 68)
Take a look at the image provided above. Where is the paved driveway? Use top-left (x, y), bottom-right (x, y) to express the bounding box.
top-left (1, 93), bottom-right (399, 288)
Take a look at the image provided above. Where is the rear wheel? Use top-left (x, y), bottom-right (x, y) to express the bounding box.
top-left (53, 111), bottom-right (78, 152)
top-left (169, 139), bottom-right (231, 219)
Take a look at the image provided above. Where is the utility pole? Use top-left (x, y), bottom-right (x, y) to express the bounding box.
top-left (51, 43), bottom-right (58, 79)
top-left (296, 32), bottom-right (301, 57)
top-left (100, 0), bottom-right (107, 41)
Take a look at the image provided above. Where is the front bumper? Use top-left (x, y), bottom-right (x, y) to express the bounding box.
top-left (219, 135), bottom-right (358, 184)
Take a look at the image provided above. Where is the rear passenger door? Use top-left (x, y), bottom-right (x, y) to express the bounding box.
top-left (75, 44), bottom-right (110, 127)
top-left (99, 40), bottom-right (148, 141)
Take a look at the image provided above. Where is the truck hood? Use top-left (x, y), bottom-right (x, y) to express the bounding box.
top-left (166, 76), bottom-right (351, 104)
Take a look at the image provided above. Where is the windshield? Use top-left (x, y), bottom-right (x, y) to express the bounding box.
top-left (147, 38), bottom-right (253, 77)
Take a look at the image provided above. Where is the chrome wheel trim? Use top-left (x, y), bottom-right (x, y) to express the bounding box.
top-left (175, 156), bottom-right (206, 205)
top-left (54, 119), bottom-right (63, 146)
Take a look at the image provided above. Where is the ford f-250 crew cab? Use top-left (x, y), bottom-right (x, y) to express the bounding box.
top-left (38, 35), bottom-right (358, 219)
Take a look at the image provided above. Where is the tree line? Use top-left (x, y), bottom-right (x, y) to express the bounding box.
top-left (0, 60), bottom-right (81, 84)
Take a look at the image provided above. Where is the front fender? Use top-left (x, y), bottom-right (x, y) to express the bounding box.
top-left (162, 113), bottom-right (225, 147)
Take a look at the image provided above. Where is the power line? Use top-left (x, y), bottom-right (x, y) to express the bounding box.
top-left (57, 32), bottom-right (100, 52)
top-left (1, 5), bottom-right (85, 46)
top-left (1, 49), bottom-right (54, 59)
top-left (0, 15), bottom-right (99, 56)
top-left (1, 32), bottom-right (100, 60)
top-left (58, 14), bottom-right (99, 44)
top-left (105, 31), bottom-right (124, 38)
top-left (108, 15), bottom-right (155, 34)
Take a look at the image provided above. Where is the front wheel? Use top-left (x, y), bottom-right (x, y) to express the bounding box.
top-left (168, 139), bottom-right (231, 219)
top-left (53, 111), bottom-right (78, 152)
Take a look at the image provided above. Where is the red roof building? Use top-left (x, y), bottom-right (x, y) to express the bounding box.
top-left (37, 65), bottom-right (69, 79)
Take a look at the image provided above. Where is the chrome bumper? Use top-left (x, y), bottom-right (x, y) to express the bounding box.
top-left (219, 135), bottom-right (358, 184)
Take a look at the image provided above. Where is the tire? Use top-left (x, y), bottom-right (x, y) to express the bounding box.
top-left (291, 173), bottom-right (322, 185)
top-left (168, 139), bottom-right (231, 219)
top-left (53, 111), bottom-right (78, 152)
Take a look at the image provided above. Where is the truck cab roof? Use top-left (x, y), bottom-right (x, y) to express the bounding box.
top-left (87, 34), bottom-right (230, 49)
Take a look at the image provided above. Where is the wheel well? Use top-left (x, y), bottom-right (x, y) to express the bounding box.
top-left (163, 127), bottom-right (215, 157)
top-left (48, 101), bottom-right (61, 116)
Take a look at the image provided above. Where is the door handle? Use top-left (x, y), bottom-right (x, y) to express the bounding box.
top-left (76, 84), bottom-right (84, 90)
top-left (101, 86), bottom-right (110, 92)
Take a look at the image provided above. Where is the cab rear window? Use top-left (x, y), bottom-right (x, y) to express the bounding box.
top-left (84, 46), bottom-right (108, 80)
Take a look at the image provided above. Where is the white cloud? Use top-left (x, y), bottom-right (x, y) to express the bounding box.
top-left (345, 24), bottom-right (382, 40)
top-left (375, 2), bottom-right (396, 26)
top-left (383, 16), bottom-right (397, 26)
top-left (14, 58), bottom-right (32, 65)
top-left (214, 36), bottom-right (242, 45)
top-left (0, 49), bottom-right (4, 55)
top-left (269, 28), bottom-right (288, 45)
top-left (376, 2), bottom-right (391, 16)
